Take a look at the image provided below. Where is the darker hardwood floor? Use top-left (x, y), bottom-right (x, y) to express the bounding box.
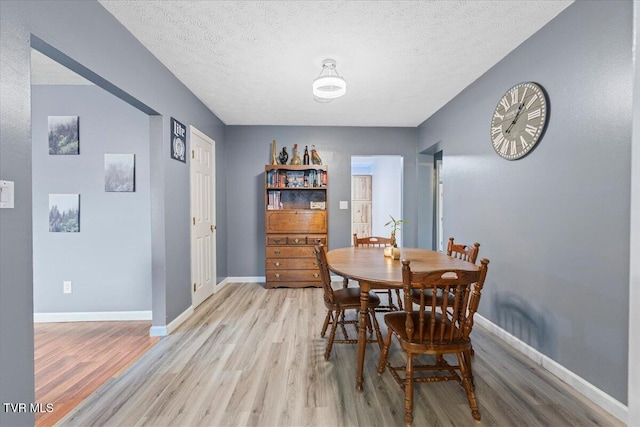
top-left (58, 283), bottom-right (623, 427)
top-left (34, 320), bottom-right (159, 426)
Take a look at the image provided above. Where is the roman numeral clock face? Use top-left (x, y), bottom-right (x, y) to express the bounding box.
top-left (490, 82), bottom-right (548, 160)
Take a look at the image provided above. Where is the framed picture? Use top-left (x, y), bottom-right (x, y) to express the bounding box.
top-left (48, 116), bottom-right (79, 155)
top-left (49, 194), bottom-right (80, 232)
top-left (105, 154), bottom-right (135, 192)
top-left (170, 117), bottom-right (186, 163)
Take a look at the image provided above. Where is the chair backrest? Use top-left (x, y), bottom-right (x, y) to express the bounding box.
top-left (353, 233), bottom-right (395, 247)
top-left (314, 244), bottom-right (334, 304)
top-left (401, 258), bottom-right (489, 345)
top-left (447, 237), bottom-right (480, 264)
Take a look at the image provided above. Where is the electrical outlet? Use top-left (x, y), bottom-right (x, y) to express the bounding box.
top-left (63, 281), bottom-right (72, 294)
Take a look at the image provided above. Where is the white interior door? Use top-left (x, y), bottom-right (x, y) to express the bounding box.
top-left (190, 127), bottom-right (216, 308)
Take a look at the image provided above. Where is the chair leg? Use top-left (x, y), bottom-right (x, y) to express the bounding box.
top-left (386, 290), bottom-right (394, 310)
top-left (377, 329), bottom-right (393, 374)
top-left (404, 351), bottom-right (414, 427)
top-left (395, 289), bottom-right (403, 310)
top-left (321, 310), bottom-right (332, 338)
top-left (339, 310), bottom-right (349, 339)
top-left (456, 351), bottom-right (480, 421)
top-left (369, 309), bottom-right (383, 351)
top-left (325, 309), bottom-right (341, 360)
top-left (463, 349), bottom-right (475, 389)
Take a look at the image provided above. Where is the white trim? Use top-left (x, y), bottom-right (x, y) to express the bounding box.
top-left (215, 277), bottom-right (232, 292)
top-left (225, 276), bottom-right (265, 283)
top-left (149, 304), bottom-right (194, 337)
top-left (149, 326), bottom-right (167, 337)
top-left (34, 310), bottom-right (151, 323)
top-left (475, 314), bottom-right (628, 423)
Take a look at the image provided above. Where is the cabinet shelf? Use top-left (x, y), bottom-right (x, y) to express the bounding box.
top-left (266, 186), bottom-right (326, 190)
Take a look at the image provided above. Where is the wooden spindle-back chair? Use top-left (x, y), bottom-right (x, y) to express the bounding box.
top-left (411, 237), bottom-right (480, 305)
top-left (314, 244), bottom-right (383, 360)
top-left (447, 237), bottom-right (480, 263)
top-left (378, 258), bottom-right (489, 425)
top-left (353, 233), bottom-right (402, 311)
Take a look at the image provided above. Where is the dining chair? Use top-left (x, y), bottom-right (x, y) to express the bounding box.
top-left (411, 237), bottom-right (481, 358)
top-left (314, 244), bottom-right (383, 360)
top-left (353, 233), bottom-right (403, 311)
top-left (446, 237), bottom-right (480, 263)
top-left (378, 258), bottom-right (489, 425)
top-left (411, 237), bottom-right (480, 305)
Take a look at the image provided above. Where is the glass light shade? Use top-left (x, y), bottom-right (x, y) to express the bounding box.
top-left (312, 76), bottom-right (347, 99)
top-left (313, 59), bottom-right (347, 102)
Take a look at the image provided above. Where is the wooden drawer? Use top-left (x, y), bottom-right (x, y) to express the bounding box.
top-left (287, 235), bottom-right (307, 245)
top-left (266, 210), bottom-right (327, 234)
top-left (267, 234), bottom-right (326, 246)
top-left (267, 235), bottom-right (288, 245)
top-left (307, 235), bottom-right (327, 245)
top-left (266, 258), bottom-right (319, 270)
top-left (266, 269), bottom-right (321, 283)
top-left (266, 246), bottom-right (316, 259)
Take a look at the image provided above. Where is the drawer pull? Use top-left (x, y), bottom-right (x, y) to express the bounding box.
top-left (313, 262), bottom-right (318, 267)
top-left (275, 273), bottom-right (280, 278)
top-left (274, 262), bottom-right (281, 267)
top-left (313, 273), bottom-right (319, 279)
top-left (274, 250), bottom-right (281, 255)
top-left (294, 238), bottom-right (300, 243)
top-left (274, 238), bottom-right (281, 243)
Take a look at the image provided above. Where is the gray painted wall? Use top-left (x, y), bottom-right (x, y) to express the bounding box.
top-left (628, 2), bottom-right (640, 423)
top-left (1, 2), bottom-right (227, 424)
top-left (417, 1), bottom-right (632, 404)
top-left (32, 85), bottom-right (151, 313)
top-left (225, 126), bottom-right (418, 276)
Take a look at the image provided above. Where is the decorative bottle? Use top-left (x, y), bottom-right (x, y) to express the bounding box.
top-left (303, 146), bottom-right (310, 165)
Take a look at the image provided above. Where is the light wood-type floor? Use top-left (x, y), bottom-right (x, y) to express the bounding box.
top-left (59, 282), bottom-right (622, 427)
top-left (34, 320), bottom-right (158, 427)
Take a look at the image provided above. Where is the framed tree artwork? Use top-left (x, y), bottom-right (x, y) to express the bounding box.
top-left (48, 116), bottom-right (79, 155)
top-left (105, 154), bottom-right (135, 192)
top-left (49, 194), bottom-right (80, 232)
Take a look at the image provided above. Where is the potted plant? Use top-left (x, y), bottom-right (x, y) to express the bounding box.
top-left (384, 215), bottom-right (407, 259)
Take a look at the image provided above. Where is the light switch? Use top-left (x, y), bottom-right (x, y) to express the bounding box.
top-left (0, 180), bottom-right (14, 209)
top-left (339, 201), bottom-right (348, 210)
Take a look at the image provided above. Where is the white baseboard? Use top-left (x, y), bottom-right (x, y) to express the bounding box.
top-left (149, 304), bottom-right (194, 337)
top-left (149, 325), bottom-right (167, 337)
top-left (34, 310), bottom-right (152, 323)
top-left (215, 277), bottom-right (232, 292)
top-left (225, 276), bottom-right (265, 283)
top-left (475, 314), bottom-right (628, 423)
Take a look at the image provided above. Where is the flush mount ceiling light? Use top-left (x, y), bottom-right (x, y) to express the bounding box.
top-left (313, 59), bottom-right (346, 103)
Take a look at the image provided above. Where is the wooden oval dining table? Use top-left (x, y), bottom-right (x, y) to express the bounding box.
top-left (326, 246), bottom-right (481, 391)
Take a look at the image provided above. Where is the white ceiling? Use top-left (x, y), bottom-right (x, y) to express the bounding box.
top-left (94, 1), bottom-right (572, 127)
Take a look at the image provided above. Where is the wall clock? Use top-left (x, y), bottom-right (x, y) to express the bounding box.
top-left (490, 82), bottom-right (548, 160)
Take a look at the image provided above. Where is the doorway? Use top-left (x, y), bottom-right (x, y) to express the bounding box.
top-left (190, 126), bottom-right (217, 308)
top-left (433, 151), bottom-right (444, 252)
top-left (31, 45), bottom-right (156, 425)
top-left (351, 156), bottom-right (403, 246)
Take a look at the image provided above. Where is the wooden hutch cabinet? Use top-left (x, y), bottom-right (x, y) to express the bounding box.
top-left (264, 164), bottom-right (328, 288)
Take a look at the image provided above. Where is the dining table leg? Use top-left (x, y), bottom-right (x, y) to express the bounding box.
top-left (356, 281), bottom-right (370, 392)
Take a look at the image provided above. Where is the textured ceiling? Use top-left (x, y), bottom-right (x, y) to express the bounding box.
top-left (98, 1), bottom-right (572, 127)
